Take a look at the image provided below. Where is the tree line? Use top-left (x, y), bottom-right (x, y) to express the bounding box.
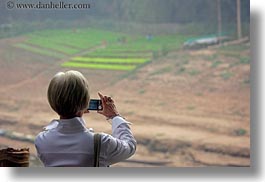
top-left (94, 0), bottom-right (249, 25)
top-left (0, 0), bottom-right (249, 24)
top-left (0, 0), bottom-right (250, 38)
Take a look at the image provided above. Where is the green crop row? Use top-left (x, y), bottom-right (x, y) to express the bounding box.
top-left (28, 33), bottom-right (103, 50)
top-left (18, 28), bottom-right (190, 55)
top-left (104, 34), bottom-right (188, 52)
top-left (26, 28), bottom-right (123, 51)
top-left (14, 28), bottom-right (191, 72)
top-left (71, 57), bottom-right (149, 64)
top-left (15, 28), bottom-right (126, 59)
top-left (26, 38), bottom-right (80, 55)
top-left (85, 49), bottom-right (153, 58)
top-left (62, 62), bottom-right (136, 71)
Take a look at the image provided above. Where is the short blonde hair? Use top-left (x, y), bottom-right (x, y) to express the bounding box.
top-left (47, 70), bottom-right (90, 118)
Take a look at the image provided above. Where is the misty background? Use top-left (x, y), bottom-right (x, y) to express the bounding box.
top-left (1, 0), bottom-right (250, 38)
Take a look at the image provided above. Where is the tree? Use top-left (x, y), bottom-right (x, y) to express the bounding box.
top-left (236, 0), bottom-right (242, 39)
top-left (217, 0), bottom-right (222, 38)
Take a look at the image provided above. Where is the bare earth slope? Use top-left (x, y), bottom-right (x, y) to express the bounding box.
top-left (0, 37), bottom-right (250, 167)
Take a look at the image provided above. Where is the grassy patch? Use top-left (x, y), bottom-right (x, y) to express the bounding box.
top-left (188, 69), bottom-right (200, 76)
top-left (152, 50), bottom-right (160, 59)
top-left (234, 128), bottom-right (247, 136)
top-left (15, 28), bottom-right (192, 72)
top-left (186, 105), bottom-right (196, 110)
top-left (27, 28), bottom-right (121, 50)
top-left (15, 28), bottom-right (122, 57)
top-left (14, 43), bottom-right (66, 58)
top-left (218, 50), bottom-right (241, 58)
top-left (71, 57), bottom-right (149, 64)
top-left (124, 100), bottom-right (136, 104)
top-left (27, 38), bottom-right (80, 55)
top-left (219, 44), bottom-right (249, 52)
top-left (175, 59), bottom-right (189, 67)
top-left (239, 56), bottom-right (250, 64)
top-left (176, 67), bottom-right (186, 74)
top-left (217, 44), bottom-right (250, 59)
top-left (205, 54), bottom-right (218, 61)
top-left (243, 78), bottom-right (250, 84)
top-left (183, 59), bottom-right (189, 65)
top-left (158, 102), bottom-right (166, 106)
top-left (62, 62), bottom-right (136, 71)
top-left (211, 60), bottom-right (222, 68)
top-left (150, 67), bottom-right (172, 76)
top-left (221, 71), bottom-right (233, 80)
top-left (124, 111), bottom-right (135, 115)
top-left (155, 132), bottom-right (166, 137)
top-left (66, 57), bottom-right (150, 71)
top-left (86, 50), bottom-right (153, 58)
top-left (195, 92), bottom-right (203, 96)
top-left (208, 88), bottom-right (217, 92)
top-left (138, 89), bottom-right (146, 94)
top-left (105, 34), bottom-right (189, 52)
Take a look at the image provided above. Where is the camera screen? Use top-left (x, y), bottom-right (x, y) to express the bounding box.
top-left (88, 100), bottom-right (102, 110)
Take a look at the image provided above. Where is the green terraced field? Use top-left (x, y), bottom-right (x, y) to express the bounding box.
top-left (14, 28), bottom-right (190, 70)
top-left (71, 57), bottom-right (149, 64)
top-left (84, 49), bottom-right (153, 58)
top-left (62, 62), bottom-right (136, 71)
top-left (104, 35), bottom-right (188, 51)
top-left (27, 28), bottom-right (123, 49)
top-left (26, 38), bottom-right (80, 55)
top-left (62, 57), bottom-right (149, 71)
top-left (14, 28), bottom-right (122, 58)
top-left (14, 43), bottom-right (66, 59)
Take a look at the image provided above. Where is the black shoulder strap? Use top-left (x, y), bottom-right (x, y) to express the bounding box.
top-left (93, 133), bottom-right (102, 167)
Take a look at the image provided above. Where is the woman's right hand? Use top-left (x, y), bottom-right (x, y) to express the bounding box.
top-left (97, 92), bottom-right (119, 119)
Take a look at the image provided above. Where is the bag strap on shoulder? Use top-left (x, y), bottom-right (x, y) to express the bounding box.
top-left (93, 133), bottom-right (102, 167)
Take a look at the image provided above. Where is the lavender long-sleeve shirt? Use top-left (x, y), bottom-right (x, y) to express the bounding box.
top-left (35, 116), bottom-right (136, 167)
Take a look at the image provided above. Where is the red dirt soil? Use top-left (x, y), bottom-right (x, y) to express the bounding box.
top-left (0, 37), bottom-right (250, 167)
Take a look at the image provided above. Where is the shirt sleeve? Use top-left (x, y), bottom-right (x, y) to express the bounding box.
top-left (101, 116), bottom-right (137, 165)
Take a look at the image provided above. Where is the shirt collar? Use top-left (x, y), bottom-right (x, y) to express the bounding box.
top-left (56, 117), bottom-right (87, 133)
